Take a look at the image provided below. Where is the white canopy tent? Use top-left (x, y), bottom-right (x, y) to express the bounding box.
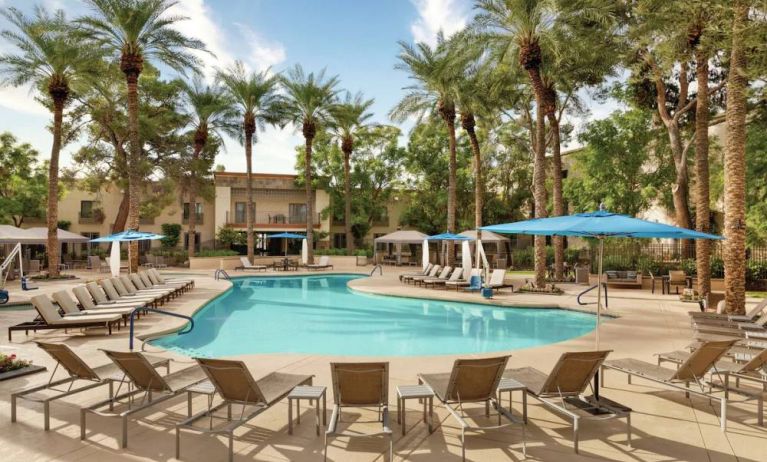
top-left (0, 225), bottom-right (89, 245)
top-left (373, 230), bottom-right (428, 265)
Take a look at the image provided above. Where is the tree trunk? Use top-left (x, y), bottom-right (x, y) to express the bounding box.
top-left (46, 98), bottom-right (64, 277)
top-left (547, 112), bottom-right (565, 281)
top-left (187, 139), bottom-right (204, 258)
top-left (343, 146), bottom-right (354, 253)
top-left (113, 191), bottom-right (130, 232)
top-left (527, 68), bottom-right (548, 288)
top-left (125, 73), bottom-right (141, 272)
top-left (244, 120), bottom-right (255, 264)
top-left (442, 105), bottom-right (457, 267)
top-left (723, 0), bottom-right (749, 315)
top-left (463, 113), bottom-right (483, 268)
top-left (304, 125), bottom-right (315, 264)
top-left (667, 123), bottom-right (694, 255)
top-left (694, 46), bottom-right (712, 297)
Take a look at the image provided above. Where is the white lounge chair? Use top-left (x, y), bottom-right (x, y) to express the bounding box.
top-left (307, 255), bottom-right (333, 270)
top-left (236, 256), bottom-right (267, 271)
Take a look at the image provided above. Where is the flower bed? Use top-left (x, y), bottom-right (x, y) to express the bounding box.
top-left (0, 353), bottom-right (46, 381)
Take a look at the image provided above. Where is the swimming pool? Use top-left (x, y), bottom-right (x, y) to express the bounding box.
top-left (151, 274), bottom-right (598, 357)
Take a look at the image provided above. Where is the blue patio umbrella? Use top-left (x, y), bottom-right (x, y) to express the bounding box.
top-left (90, 230), bottom-right (165, 275)
top-left (266, 232), bottom-right (305, 256)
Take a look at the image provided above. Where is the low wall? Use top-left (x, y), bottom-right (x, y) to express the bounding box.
top-left (188, 254), bottom-right (368, 271)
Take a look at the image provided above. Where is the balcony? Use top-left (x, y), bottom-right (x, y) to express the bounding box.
top-left (226, 211), bottom-right (321, 228)
top-left (139, 216), bottom-right (155, 225)
top-left (182, 214), bottom-right (204, 225)
top-left (78, 210), bottom-right (105, 224)
top-left (22, 215), bottom-right (46, 225)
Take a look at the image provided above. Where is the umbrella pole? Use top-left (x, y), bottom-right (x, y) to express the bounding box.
top-left (594, 237), bottom-right (604, 400)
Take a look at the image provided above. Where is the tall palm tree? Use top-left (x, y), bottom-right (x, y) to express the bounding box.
top-left (77, 0), bottom-right (205, 271)
top-left (0, 7), bottom-right (99, 276)
top-left (723, 0), bottom-right (749, 314)
top-left (329, 91), bottom-right (375, 253)
top-left (179, 78), bottom-right (234, 257)
top-left (277, 65), bottom-right (340, 264)
top-left (216, 61), bottom-right (280, 264)
top-left (391, 34), bottom-right (461, 265)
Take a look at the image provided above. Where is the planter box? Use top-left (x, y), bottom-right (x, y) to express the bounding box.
top-left (0, 365), bottom-right (46, 382)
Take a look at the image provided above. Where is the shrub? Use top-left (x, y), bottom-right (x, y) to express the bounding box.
top-left (0, 353), bottom-right (31, 373)
top-left (160, 223), bottom-right (181, 249)
top-left (196, 249), bottom-right (238, 257)
top-left (747, 260), bottom-right (767, 282)
top-left (216, 226), bottom-right (245, 247)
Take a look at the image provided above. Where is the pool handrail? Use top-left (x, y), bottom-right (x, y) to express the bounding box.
top-left (129, 308), bottom-right (194, 350)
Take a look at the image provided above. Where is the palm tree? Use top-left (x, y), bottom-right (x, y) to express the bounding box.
top-left (216, 62), bottom-right (280, 264)
top-left (77, 0), bottom-right (205, 271)
top-left (277, 65), bottom-right (340, 264)
top-left (723, 0), bottom-right (749, 314)
top-left (391, 34), bottom-right (461, 265)
top-left (0, 7), bottom-right (99, 277)
top-left (179, 78), bottom-right (234, 257)
top-left (329, 91), bottom-right (375, 253)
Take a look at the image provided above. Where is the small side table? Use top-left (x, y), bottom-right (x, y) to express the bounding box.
top-left (288, 385), bottom-right (326, 436)
top-left (498, 377), bottom-right (528, 423)
top-left (397, 384), bottom-right (434, 435)
top-left (186, 380), bottom-right (216, 417)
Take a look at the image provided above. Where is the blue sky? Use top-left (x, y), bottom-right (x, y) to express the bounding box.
top-left (0, 0), bottom-right (615, 174)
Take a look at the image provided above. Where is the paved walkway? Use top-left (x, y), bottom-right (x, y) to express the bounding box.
top-left (0, 264), bottom-right (764, 461)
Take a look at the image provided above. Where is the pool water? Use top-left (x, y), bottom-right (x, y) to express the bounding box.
top-left (152, 274), bottom-right (598, 357)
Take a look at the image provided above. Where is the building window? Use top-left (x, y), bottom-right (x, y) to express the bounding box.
top-left (184, 232), bottom-right (202, 252)
top-left (139, 239), bottom-right (152, 253)
top-left (289, 203), bottom-right (307, 224)
top-left (80, 232), bottom-right (100, 253)
top-left (234, 202), bottom-right (247, 223)
top-left (80, 201), bottom-right (95, 218)
top-left (183, 203), bottom-right (203, 220)
top-left (333, 233), bottom-right (346, 249)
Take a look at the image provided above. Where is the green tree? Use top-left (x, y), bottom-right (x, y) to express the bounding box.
top-left (216, 61), bottom-right (280, 264)
top-left (0, 133), bottom-right (48, 227)
top-left (390, 34), bottom-right (461, 265)
top-left (0, 7), bottom-right (100, 276)
top-left (328, 91), bottom-right (375, 252)
top-left (77, 0), bottom-right (206, 271)
top-left (179, 78), bottom-right (234, 257)
top-left (277, 65), bottom-right (340, 263)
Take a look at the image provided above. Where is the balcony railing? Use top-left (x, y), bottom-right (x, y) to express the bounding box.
top-left (139, 216), bottom-right (155, 225)
top-left (78, 211), bottom-right (105, 224)
top-left (182, 214), bottom-right (204, 225)
top-left (226, 211), bottom-right (321, 227)
top-left (22, 215), bottom-right (46, 224)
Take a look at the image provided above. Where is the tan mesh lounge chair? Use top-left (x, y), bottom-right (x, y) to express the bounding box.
top-left (446, 268), bottom-right (480, 290)
top-left (399, 263), bottom-right (433, 282)
top-left (505, 351), bottom-right (630, 454)
top-left (100, 278), bottom-right (160, 307)
top-left (175, 358), bottom-right (313, 462)
top-left (88, 255), bottom-right (110, 272)
top-left (419, 356), bottom-right (525, 461)
top-left (409, 264), bottom-right (441, 285)
top-left (420, 266), bottom-right (452, 287)
top-left (128, 274), bottom-right (176, 298)
top-left (487, 269), bottom-right (514, 293)
top-left (147, 268), bottom-right (194, 291)
top-left (325, 362), bottom-right (391, 462)
top-left (11, 342), bottom-right (169, 430)
top-left (430, 267), bottom-right (464, 289)
top-left (73, 286), bottom-right (142, 316)
top-left (307, 255), bottom-right (333, 270)
top-left (116, 275), bottom-right (171, 303)
top-left (53, 290), bottom-right (136, 322)
top-left (8, 295), bottom-right (122, 340)
top-left (83, 282), bottom-right (146, 310)
top-left (81, 350), bottom-right (208, 448)
top-left (137, 271), bottom-right (182, 296)
top-left (602, 339), bottom-right (738, 430)
top-left (235, 256), bottom-right (268, 271)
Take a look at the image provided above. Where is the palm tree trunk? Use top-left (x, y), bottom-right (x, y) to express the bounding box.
top-left (343, 149), bottom-right (354, 253)
top-left (244, 123), bottom-right (255, 264)
top-left (125, 74), bottom-right (141, 272)
top-left (304, 130), bottom-right (315, 264)
top-left (444, 109), bottom-right (457, 267)
top-left (694, 46), bottom-right (712, 297)
top-left (46, 99), bottom-right (64, 277)
top-left (527, 69), bottom-right (548, 288)
top-left (187, 141), bottom-right (203, 258)
top-left (462, 113), bottom-right (483, 264)
top-left (667, 124), bottom-right (694, 255)
top-left (723, 0), bottom-right (749, 315)
top-left (547, 112), bottom-right (564, 281)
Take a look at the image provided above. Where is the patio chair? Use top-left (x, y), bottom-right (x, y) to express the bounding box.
top-left (138, 271), bottom-right (183, 295)
top-left (8, 295), bottom-right (122, 340)
top-left (176, 358), bottom-right (313, 462)
top-left (430, 267), bottom-right (464, 289)
top-left (307, 255), bottom-right (333, 271)
top-left (27, 259), bottom-right (41, 274)
top-left (129, 273), bottom-right (178, 298)
top-left (53, 289), bottom-right (136, 322)
top-left (88, 256), bottom-right (109, 273)
top-left (487, 269), bottom-right (514, 293)
top-left (419, 356), bottom-right (525, 461)
top-left (602, 339), bottom-right (739, 430)
top-left (692, 298), bottom-right (767, 322)
top-left (146, 269), bottom-right (193, 292)
top-left (446, 268), bottom-right (479, 290)
top-left (115, 276), bottom-right (171, 305)
top-left (667, 270), bottom-right (688, 294)
top-left (11, 342), bottom-right (169, 430)
top-left (235, 256), bottom-right (267, 271)
top-left (409, 264), bottom-right (441, 285)
top-left (73, 286), bottom-right (143, 314)
top-left (419, 266), bottom-right (452, 287)
top-left (399, 263), bottom-right (433, 282)
top-left (155, 255), bottom-right (168, 269)
top-left (84, 282), bottom-right (147, 310)
top-left (81, 350), bottom-right (208, 448)
top-left (505, 351), bottom-right (630, 454)
top-left (325, 362), bottom-right (391, 462)
top-left (99, 278), bottom-right (160, 307)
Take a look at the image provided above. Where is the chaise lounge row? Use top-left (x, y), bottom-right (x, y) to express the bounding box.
top-left (401, 263), bottom-right (513, 292)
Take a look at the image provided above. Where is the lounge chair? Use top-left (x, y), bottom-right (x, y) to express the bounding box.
top-left (73, 286), bottom-right (143, 314)
top-left (11, 342), bottom-right (169, 430)
top-left (84, 282), bottom-right (147, 310)
top-left (602, 339), bottom-right (738, 430)
top-left (115, 276), bottom-right (171, 304)
top-left (81, 350), bottom-right (208, 448)
top-left (419, 356), bottom-right (525, 461)
top-left (409, 264), bottom-right (441, 285)
top-left (148, 268), bottom-right (194, 291)
top-left (137, 272), bottom-right (183, 296)
top-left (401, 263), bottom-right (434, 283)
top-left (461, 270), bottom-right (484, 292)
top-left (505, 351), bottom-right (630, 454)
top-left (128, 273), bottom-right (177, 298)
top-left (430, 267), bottom-right (464, 289)
top-left (420, 266), bottom-right (452, 287)
top-left (446, 268), bottom-right (479, 290)
top-left (99, 278), bottom-right (160, 307)
top-left (235, 256), bottom-right (268, 271)
top-left (307, 255), bottom-right (333, 271)
top-left (53, 290), bottom-right (137, 321)
top-left (325, 362), bottom-right (391, 462)
top-left (691, 298), bottom-right (767, 322)
top-left (176, 358), bottom-right (313, 461)
top-left (88, 255), bottom-right (110, 273)
top-left (8, 295), bottom-right (122, 340)
top-left (487, 269), bottom-right (514, 293)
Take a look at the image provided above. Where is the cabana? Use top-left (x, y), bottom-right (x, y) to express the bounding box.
top-left (459, 230), bottom-right (511, 269)
top-left (0, 225), bottom-right (89, 245)
top-left (373, 230), bottom-right (428, 266)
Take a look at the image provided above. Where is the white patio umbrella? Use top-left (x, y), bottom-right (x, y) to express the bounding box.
top-left (461, 240), bottom-right (472, 273)
top-left (301, 239), bottom-right (308, 265)
top-left (109, 242), bottom-right (120, 277)
top-left (422, 238), bottom-right (429, 270)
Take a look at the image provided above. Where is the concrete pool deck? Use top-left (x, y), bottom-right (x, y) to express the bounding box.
top-left (0, 263), bottom-right (765, 461)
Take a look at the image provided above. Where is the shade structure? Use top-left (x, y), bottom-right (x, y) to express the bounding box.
top-left (422, 238), bottom-right (429, 270)
top-left (458, 230), bottom-right (509, 242)
top-left (0, 225), bottom-right (89, 244)
top-left (301, 239), bottom-right (308, 265)
top-left (267, 232), bottom-right (306, 239)
top-left (109, 242), bottom-right (121, 277)
top-left (427, 232), bottom-right (474, 241)
top-left (373, 230), bottom-right (428, 244)
top-left (90, 230), bottom-right (165, 242)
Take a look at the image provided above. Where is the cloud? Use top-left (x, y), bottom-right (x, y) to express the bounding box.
top-left (220, 124), bottom-right (302, 175)
top-left (235, 23), bottom-right (287, 72)
top-left (0, 85), bottom-right (49, 116)
top-left (410, 0), bottom-right (470, 46)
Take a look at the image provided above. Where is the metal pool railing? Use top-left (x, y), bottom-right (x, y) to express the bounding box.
top-left (129, 308), bottom-right (194, 350)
